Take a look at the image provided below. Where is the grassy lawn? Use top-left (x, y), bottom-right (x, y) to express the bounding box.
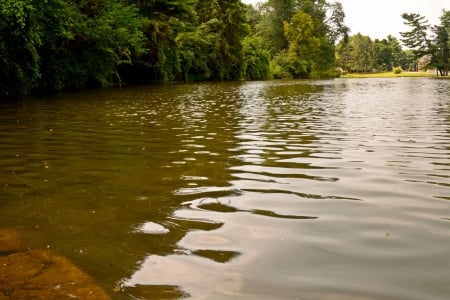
top-left (341, 71), bottom-right (437, 78)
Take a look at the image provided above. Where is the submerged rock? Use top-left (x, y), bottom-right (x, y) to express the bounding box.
top-left (0, 229), bottom-right (26, 255)
top-left (0, 228), bottom-right (111, 300)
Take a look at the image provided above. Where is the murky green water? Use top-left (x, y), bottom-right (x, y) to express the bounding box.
top-left (1, 78), bottom-right (450, 299)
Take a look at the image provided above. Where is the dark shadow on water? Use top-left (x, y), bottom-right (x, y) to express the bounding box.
top-left (243, 188), bottom-right (363, 201)
top-left (196, 201), bottom-right (318, 220)
top-left (251, 209), bottom-right (318, 220)
top-left (197, 201), bottom-right (239, 212)
top-left (192, 249), bottom-right (241, 263)
top-left (121, 284), bottom-right (190, 300)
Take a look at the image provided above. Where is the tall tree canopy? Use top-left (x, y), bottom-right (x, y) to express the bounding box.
top-left (401, 10), bottom-right (450, 76)
top-left (1, 0), bottom-right (355, 96)
top-left (258, 0), bottom-right (348, 78)
top-left (3, 0), bottom-right (449, 96)
top-left (283, 11), bottom-right (320, 78)
top-left (0, 0), bottom-right (147, 95)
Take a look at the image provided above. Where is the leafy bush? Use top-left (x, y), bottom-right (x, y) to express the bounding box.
top-left (393, 67), bottom-right (403, 74)
top-left (269, 52), bottom-right (291, 79)
top-left (242, 35), bottom-right (270, 80)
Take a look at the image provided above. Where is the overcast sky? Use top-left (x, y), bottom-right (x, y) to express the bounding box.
top-left (242, 0), bottom-right (449, 40)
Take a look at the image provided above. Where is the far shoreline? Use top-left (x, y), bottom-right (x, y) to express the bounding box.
top-left (341, 71), bottom-right (449, 79)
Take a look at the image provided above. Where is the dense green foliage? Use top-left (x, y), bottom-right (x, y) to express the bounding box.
top-left (1, 1), bottom-right (447, 95)
top-left (336, 33), bottom-right (412, 73)
top-left (1, 0), bottom-right (42, 95)
top-left (0, 0), bottom-right (148, 95)
top-left (401, 10), bottom-right (450, 76)
top-left (257, 0), bottom-right (348, 78)
top-left (1, 0), bottom-right (351, 95)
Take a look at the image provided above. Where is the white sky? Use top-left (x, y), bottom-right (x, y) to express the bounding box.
top-left (242, 0), bottom-right (449, 40)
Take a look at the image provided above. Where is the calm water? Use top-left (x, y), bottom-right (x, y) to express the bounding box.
top-left (1, 78), bottom-right (450, 299)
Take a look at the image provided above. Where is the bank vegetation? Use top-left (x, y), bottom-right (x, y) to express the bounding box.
top-left (1, 0), bottom-right (448, 96)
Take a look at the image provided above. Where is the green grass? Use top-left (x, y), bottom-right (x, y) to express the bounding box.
top-left (341, 71), bottom-right (436, 78)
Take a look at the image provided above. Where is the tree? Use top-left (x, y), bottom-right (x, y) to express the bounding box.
top-left (431, 25), bottom-right (449, 75)
top-left (430, 10), bottom-right (450, 76)
top-left (257, 0), bottom-right (294, 56)
top-left (326, 1), bottom-right (349, 45)
top-left (269, 51), bottom-right (291, 79)
top-left (399, 49), bottom-right (417, 71)
top-left (283, 11), bottom-right (320, 78)
top-left (400, 13), bottom-right (430, 55)
top-left (0, 0), bottom-right (148, 95)
top-left (197, 0), bottom-right (249, 80)
top-left (242, 35), bottom-right (271, 80)
top-left (0, 0), bottom-right (42, 95)
top-left (336, 38), bottom-right (352, 71)
top-left (256, 0), bottom-right (348, 78)
top-left (120, 0), bottom-right (197, 83)
top-left (401, 10), bottom-right (450, 76)
top-left (176, 30), bottom-right (210, 81)
top-left (292, 0), bottom-right (348, 76)
top-left (294, 0), bottom-right (327, 36)
top-left (336, 33), bottom-right (374, 72)
top-left (372, 35), bottom-right (403, 71)
top-left (39, 0), bottom-right (147, 90)
top-left (0, 0), bottom-right (353, 95)
top-left (245, 3), bottom-right (263, 35)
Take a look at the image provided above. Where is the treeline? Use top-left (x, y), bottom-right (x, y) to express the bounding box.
top-left (336, 34), bottom-right (415, 73)
top-left (3, 1), bottom-right (446, 96)
top-left (0, 0), bottom-right (349, 96)
top-left (336, 9), bottom-right (450, 75)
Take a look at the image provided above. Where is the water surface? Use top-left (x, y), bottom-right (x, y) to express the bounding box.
top-left (1, 78), bottom-right (450, 299)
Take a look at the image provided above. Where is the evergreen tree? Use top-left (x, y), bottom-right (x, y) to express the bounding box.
top-left (400, 13), bottom-right (431, 56)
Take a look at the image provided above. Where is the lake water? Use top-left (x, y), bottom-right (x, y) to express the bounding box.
top-left (1, 78), bottom-right (449, 299)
